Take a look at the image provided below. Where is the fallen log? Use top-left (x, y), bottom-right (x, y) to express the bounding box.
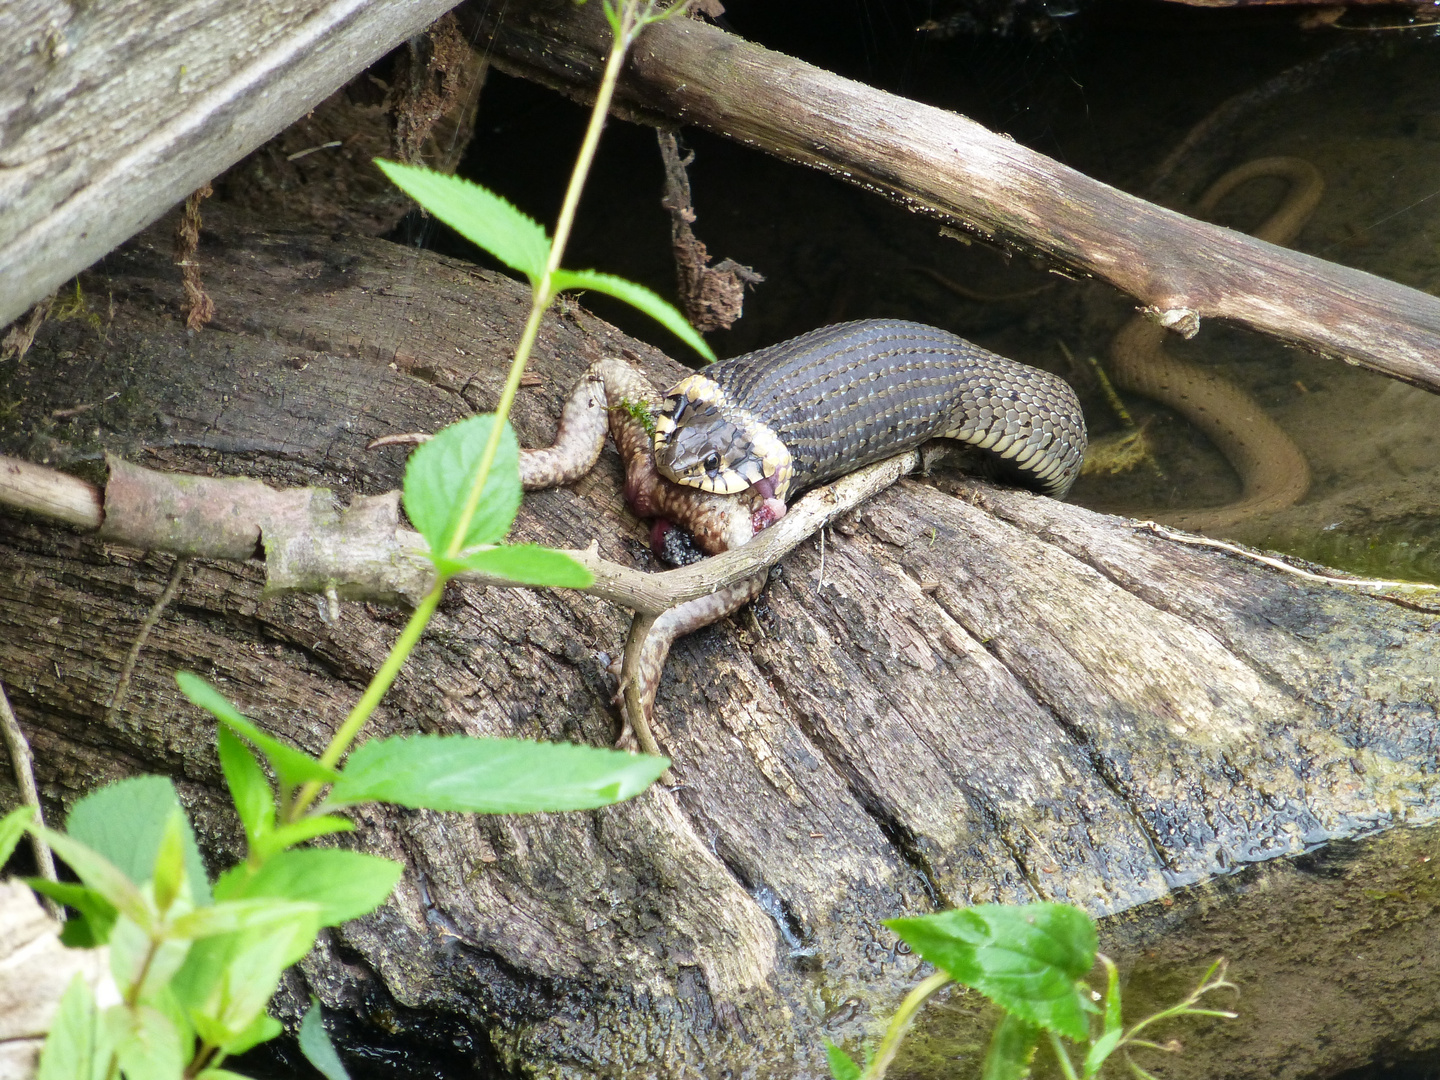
top-left (1, 207), bottom-right (1438, 1078)
top-left (461, 0), bottom-right (1440, 395)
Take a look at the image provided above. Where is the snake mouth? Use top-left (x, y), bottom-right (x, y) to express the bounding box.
top-left (653, 373), bottom-right (794, 499)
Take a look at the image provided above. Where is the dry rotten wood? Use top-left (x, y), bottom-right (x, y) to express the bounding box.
top-left (462, 0), bottom-right (1440, 395)
top-left (0, 0), bottom-right (460, 327)
top-left (1, 210), bottom-right (1438, 1079)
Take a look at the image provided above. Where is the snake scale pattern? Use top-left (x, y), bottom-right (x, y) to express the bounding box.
top-left (651, 318), bottom-right (1087, 519)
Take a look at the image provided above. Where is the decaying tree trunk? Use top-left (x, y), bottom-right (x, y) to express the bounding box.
top-left (2, 205), bottom-right (1439, 1078)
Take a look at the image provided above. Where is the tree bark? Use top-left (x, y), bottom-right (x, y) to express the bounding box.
top-left (2, 208), bottom-right (1438, 1079)
top-left (459, 0), bottom-right (1440, 396)
top-left (0, 0), bottom-right (461, 326)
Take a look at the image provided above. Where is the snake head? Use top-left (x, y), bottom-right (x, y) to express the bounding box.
top-left (652, 374), bottom-right (791, 498)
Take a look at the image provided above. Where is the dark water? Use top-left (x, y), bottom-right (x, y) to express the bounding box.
top-left (430, 1), bottom-right (1440, 586)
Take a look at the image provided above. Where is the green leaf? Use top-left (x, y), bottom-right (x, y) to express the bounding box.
top-left (982, 1013), bottom-right (1041, 1080)
top-left (170, 897), bottom-right (331, 940)
top-left (33, 825), bottom-right (151, 928)
top-left (108, 1003), bottom-right (185, 1080)
top-left (403, 415), bottom-right (521, 558)
top-left (1083, 957), bottom-right (1125, 1079)
top-left (38, 974), bottom-right (111, 1080)
top-left (28, 879), bottom-right (119, 947)
top-left (217, 726), bottom-right (274, 848)
top-left (172, 910), bottom-right (322, 1047)
top-left (177, 673), bottom-right (339, 790)
top-left (0, 804), bottom-right (34, 866)
top-left (110, 914), bottom-right (192, 1003)
top-left (66, 776), bottom-right (212, 906)
top-left (456, 544), bottom-right (594, 588)
top-left (214, 848), bottom-right (400, 927)
top-left (886, 904), bottom-right (1097, 1041)
top-left (250, 814), bottom-right (354, 862)
top-left (375, 161), bottom-right (551, 283)
top-left (328, 734), bottom-right (669, 813)
top-left (299, 1000), bottom-right (352, 1080)
top-left (823, 1040), bottom-right (862, 1080)
top-left (550, 269), bottom-right (716, 361)
top-left (199, 1071), bottom-right (262, 1080)
top-left (218, 1012), bottom-right (283, 1057)
top-left (152, 812), bottom-right (188, 915)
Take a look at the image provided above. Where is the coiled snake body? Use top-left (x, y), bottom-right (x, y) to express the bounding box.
top-left (520, 320), bottom-right (1087, 742)
top-left (651, 318), bottom-right (1087, 522)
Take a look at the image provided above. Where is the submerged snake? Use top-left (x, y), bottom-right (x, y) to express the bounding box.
top-left (520, 320), bottom-right (1086, 736)
top-left (1111, 157), bottom-right (1320, 532)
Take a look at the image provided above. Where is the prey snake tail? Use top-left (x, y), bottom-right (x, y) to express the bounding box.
top-left (520, 321), bottom-right (1087, 746)
top-left (1110, 157), bottom-right (1319, 532)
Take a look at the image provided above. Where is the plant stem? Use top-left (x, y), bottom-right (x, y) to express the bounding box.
top-left (1047, 1030), bottom-right (1081, 1080)
top-left (300, 3), bottom-right (654, 797)
top-left (439, 19), bottom-right (633, 562)
top-left (861, 971), bottom-right (951, 1080)
top-left (290, 582), bottom-right (443, 819)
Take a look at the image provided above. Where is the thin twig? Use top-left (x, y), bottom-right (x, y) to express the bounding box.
top-left (0, 680), bottom-right (60, 917)
top-left (107, 556), bottom-right (191, 719)
top-left (1138, 522), bottom-right (1440, 593)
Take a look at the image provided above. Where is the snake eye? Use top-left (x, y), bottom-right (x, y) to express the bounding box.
top-left (702, 452), bottom-right (722, 474)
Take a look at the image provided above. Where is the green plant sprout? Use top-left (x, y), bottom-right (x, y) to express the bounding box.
top-left (8, 3), bottom-right (713, 1078)
top-left (826, 903), bottom-right (1237, 1080)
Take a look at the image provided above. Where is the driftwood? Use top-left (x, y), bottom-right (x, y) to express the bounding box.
top-left (460, 0), bottom-right (1440, 396)
top-left (0, 0), bottom-right (460, 326)
top-left (2, 207), bottom-right (1439, 1078)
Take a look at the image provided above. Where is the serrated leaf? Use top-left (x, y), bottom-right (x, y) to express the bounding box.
top-left (299, 1000), bottom-right (352, 1080)
top-left (403, 415), bottom-right (522, 558)
top-left (456, 544), bottom-right (594, 588)
top-left (67, 776), bottom-right (212, 906)
top-left (250, 814), bottom-right (354, 862)
top-left (0, 804), bottom-right (34, 866)
top-left (328, 734), bottom-right (668, 813)
top-left (981, 1013), bottom-right (1040, 1080)
top-left (177, 673), bottom-right (338, 790)
top-left (375, 161), bottom-right (551, 282)
top-left (823, 1040), bottom-right (861, 1080)
top-left (550, 269), bottom-right (715, 361)
top-left (217, 725), bottom-right (274, 848)
top-left (38, 974), bottom-right (110, 1080)
top-left (886, 904), bottom-right (1097, 1041)
top-left (213, 848), bottom-right (401, 927)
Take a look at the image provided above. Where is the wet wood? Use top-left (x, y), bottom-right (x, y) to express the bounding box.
top-left (0, 0), bottom-right (458, 327)
top-left (460, 0), bottom-right (1440, 395)
top-left (2, 211), bottom-right (1438, 1078)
